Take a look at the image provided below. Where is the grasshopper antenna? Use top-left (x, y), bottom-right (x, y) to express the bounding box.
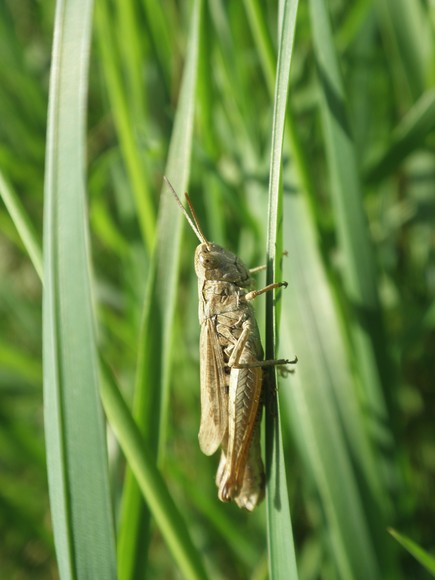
top-left (164, 176), bottom-right (209, 247)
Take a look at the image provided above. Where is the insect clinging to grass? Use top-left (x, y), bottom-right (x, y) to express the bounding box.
top-left (165, 177), bottom-right (297, 510)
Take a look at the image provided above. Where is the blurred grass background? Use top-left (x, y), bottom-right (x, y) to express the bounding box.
top-left (1, 0), bottom-right (435, 578)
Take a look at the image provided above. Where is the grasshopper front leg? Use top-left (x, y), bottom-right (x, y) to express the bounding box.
top-left (244, 281), bottom-right (287, 301)
top-left (249, 264), bottom-right (267, 274)
top-left (237, 281), bottom-right (297, 368)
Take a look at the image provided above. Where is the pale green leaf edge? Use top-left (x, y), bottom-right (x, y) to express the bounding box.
top-left (0, 169), bottom-right (43, 281)
top-left (265, 0), bottom-right (300, 579)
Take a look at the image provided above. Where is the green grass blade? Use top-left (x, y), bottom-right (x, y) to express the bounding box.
top-left (364, 88), bottom-right (435, 183)
top-left (0, 169), bottom-right (43, 281)
top-left (43, 0), bottom-right (116, 577)
top-left (242, 0), bottom-right (275, 92)
top-left (280, 190), bottom-right (383, 579)
top-left (273, 0), bottom-right (399, 575)
top-left (100, 366), bottom-right (208, 580)
top-left (265, 1), bottom-right (300, 578)
top-left (117, 1), bottom-right (203, 577)
top-left (113, 0), bottom-right (145, 124)
top-left (5, 0), bottom-right (435, 577)
top-left (309, 0), bottom-right (395, 483)
top-left (265, 398), bottom-right (298, 580)
top-left (95, 0), bottom-right (155, 252)
top-left (388, 528), bottom-right (435, 576)
top-left (142, 0), bottom-right (173, 89)
top-left (242, 0), bottom-right (318, 233)
top-left (378, 0), bottom-right (432, 100)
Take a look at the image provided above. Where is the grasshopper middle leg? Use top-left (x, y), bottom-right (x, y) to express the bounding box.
top-left (228, 322), bottom-right (297, 369)
top-left (244, 281), bottom-right (288, 302)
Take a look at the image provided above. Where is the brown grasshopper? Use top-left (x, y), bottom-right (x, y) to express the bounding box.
top-left (165, 177), bottom-right (297, 510)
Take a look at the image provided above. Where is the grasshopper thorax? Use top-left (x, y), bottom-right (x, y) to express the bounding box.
top-left (195, 242), bottom-right (252, 287)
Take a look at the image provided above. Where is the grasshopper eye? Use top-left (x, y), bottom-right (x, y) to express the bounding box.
top-left (200, 252), bottom-right (218, 268)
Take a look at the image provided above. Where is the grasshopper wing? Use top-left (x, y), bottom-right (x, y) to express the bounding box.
top-left (198, 319), bottom-right (228, 455)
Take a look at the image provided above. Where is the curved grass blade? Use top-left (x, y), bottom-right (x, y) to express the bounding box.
top-left (100, 365), bottom-right (208, 580)
top-left (0, 169), bottom-right (43, 282)
top-left (43, 0), bottom-right (116, 577)
top-left (117, 1), bottom-right (203, 577)
top-left (388, 528), bottom-right (435, 576)
top-left (264, 1), bottom-right (300, 578)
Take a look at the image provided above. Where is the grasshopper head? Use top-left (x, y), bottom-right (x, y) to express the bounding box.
top-left (195, 243), bottom-right (251, 286)
top-left (163, 178), bottom-right (252, 286)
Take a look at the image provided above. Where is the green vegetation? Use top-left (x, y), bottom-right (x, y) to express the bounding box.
top-left (1, 0), bottom-right (434, 578)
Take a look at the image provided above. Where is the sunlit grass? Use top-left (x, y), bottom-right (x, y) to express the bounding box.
top-left (1, 0), bottom-right (435, 578)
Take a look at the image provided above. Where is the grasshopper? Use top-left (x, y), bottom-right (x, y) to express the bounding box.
top-left (165, 177), bottom-right (297, 510)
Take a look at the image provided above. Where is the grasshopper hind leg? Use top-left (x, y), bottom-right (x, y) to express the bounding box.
top-left (234, 413), bottom-right (265, 510)
top-left (216, 411), bottom-right (265, 511)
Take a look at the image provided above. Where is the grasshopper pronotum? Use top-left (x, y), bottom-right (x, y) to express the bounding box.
top-left (165, 178), bottom-right (297, 510)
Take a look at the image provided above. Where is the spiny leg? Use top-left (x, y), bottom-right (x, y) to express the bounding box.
top-left (228, 323), bottom-right (297, 369)
top-left (234, 356), bottom-right (298, 369)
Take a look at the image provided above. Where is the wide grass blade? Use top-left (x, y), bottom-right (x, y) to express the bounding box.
top-left (309, 0), bottom-right (395, 486)
top-left (280, 190), bottom-right (383, 579)
top-left (274, 0), bottom-right (399, 576)
top-left (43, 0), bottom-right (116, 577)
top-left (116, 1), bottom-right (203, 577)
top-left (265, 1), bottom-right (300, 578)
